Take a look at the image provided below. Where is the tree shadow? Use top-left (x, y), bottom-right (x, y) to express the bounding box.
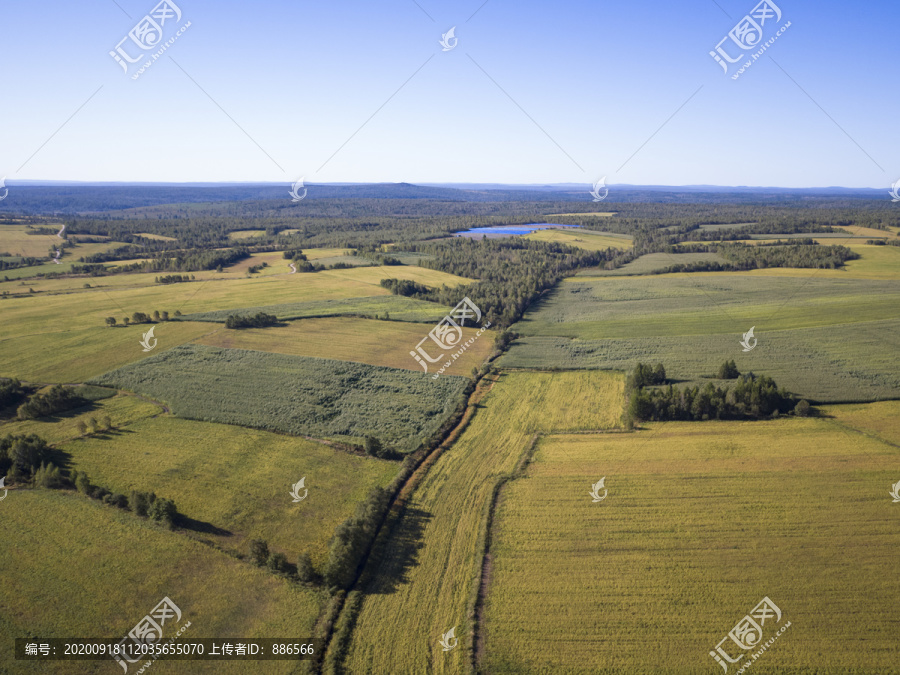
top-left (364, 505), bottom-right (433, 595)
top-left (177, 515), bottom-right (233, 537)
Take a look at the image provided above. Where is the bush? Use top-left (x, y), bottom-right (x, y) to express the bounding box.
top-left (267, 552), bottom-right (291, 575)
top-left (129, 490), bottom-right (155, 517)
top-left (33, 462), bottom-right (63, 488)
top-left (794, 399), bottom-right (811, 417)
top-left (324, 487), bottom-right (391, 589)
top-left (249, 539), bottom-right (270, 566)
top-left (148, 497), bottom-right (177, 528)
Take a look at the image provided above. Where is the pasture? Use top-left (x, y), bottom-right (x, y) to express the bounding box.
top-left (0, 489), bottom-right (324, 674)
top-left (54, 411), bottom-right (399, 566)
top-left (0, 223), bottom-right (66, 257)
top-left (89, 344), bottom-right (469, 452)
top-left (481, 411), bottom-right (900, 674)
top-left (340, 370), bottom-right (624, 674)
top-left (194, 316), bottom-right (494, 376)
top-left (582, 251), bottom-right (727, 276)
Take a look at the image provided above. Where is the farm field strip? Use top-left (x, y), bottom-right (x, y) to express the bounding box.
top-left (342, 370), bottom-right (624, 674)
top-left (193, 316), bottom-right (495, 375)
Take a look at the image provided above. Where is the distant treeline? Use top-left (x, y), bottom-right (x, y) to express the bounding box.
top-left (655, 242), bottom-right (860, 273)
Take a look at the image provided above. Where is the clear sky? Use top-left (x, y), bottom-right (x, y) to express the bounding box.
top-left (0, 0), bottom-right (896, 187)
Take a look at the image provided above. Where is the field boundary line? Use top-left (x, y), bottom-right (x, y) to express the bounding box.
top-left (319, 373), bottom-right (496, 672)
top-left (468, 432), bottom-right (542, 674)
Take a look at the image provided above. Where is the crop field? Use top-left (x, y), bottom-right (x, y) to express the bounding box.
top-left (89, 344), bottom-right (469, 452)
top-left (1, 489), bottom-right (324, 675)
top-left (523, 228), bottom-right (633, 251)
top-left (582, 251), bottom-right (727, 276)
top-left (227, 229), bottom-right (267, 240)
top-left (54, 411), bottom-right (398, 566)
top-left (194, 316), bottom-right (494, 375)
top-left (178, 294), bottom-right (452, 323)
top-left (228, 250), bottom-right (296, 276)
top-left (481, 411), bottom-right (900, 674)
top-left (515, 276), bottom-right (900, 338)
top-left (340, 370), bottom-right (625, 674)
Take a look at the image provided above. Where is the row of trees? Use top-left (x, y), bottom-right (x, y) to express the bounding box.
top-left (224, 312), bottom-right (279, 329)
top-left (71, 470), bottom-right (178, 528)
top-left (105, 309), bottom-right (181, 326)
top-left (155, 274), bottom-right (194, 284)
top-left (248, 540), bottom-right (317, 583)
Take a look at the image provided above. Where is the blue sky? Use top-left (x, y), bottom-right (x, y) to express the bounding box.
top-left (0, 0), bottom-right (896, 187)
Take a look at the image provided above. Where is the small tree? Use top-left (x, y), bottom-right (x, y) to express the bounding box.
top-left (148, 498), bottom-right (177, 528)
top-left (174, 310), bottom-right (182, 316)
top-left (794, 399), bottom-right (811, 417)
top-left (123, 317), bottom-right (130, 326)
top-left (651, 363), bottom-right (667, 385)
top-left (160, 311), bottom-right (169, 321)
top-left (102, 415), bottom-right (113, 430)
top-left (296, 553), bottom-right (316, 583)
top-left (718, 359), bottom-right (740, 379)
top-left (88, 417), bottom-right (99, 434)
top-left (249, 539), bottom-right (270, 566)
top-left (75, 471), bottom-right (92, 495)
top-left (364, 436), bottom-right (383, 457)
top-left (105, 317), bottom-right (117, 327)
top-left (76, 420), bottom-right (87, 436)
top-left (153, 310), bottom-right (160, 322)
top-left (129, 490), bottom-right (152, 517)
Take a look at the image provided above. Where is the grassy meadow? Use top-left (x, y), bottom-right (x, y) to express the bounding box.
top-left (194, 316), bottom-right (495, 376)
top-left (89, 345), bottom-right (469, 452)
top-left (522, 228), bottom-right (633, 251)
top-left (1, 490), bottom-right (324, 675)
top-left (341, 370), bottom-right (625, 674)
top-left (481, 411), bottom-right (900, 674)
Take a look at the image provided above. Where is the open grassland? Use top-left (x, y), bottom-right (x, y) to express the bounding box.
top-left (0, 490), bottom-right (324, 674)
top-left (0, 320), bottom-right (216, 383)
top-left (54, 414), bottom-right (398, 567)
top-left (523, 228), bottom-right (633, 251)
top-left (0, 393), bottom-right (161, 442)
top-left (501, 319), bottom-right (900, 403)
top-left (835, 224), bottom-right (896, 238)
top-left (342, 371), bottom-right (625, 674)
top-left (0, 223), bottom-right (65, 257)
top-left (227, 229), bottom-right (267, 240)
top-left (179, 295), bottom-right (451, 323)
top-left (481, 412), bottom-right (900, 674)
top-left (194, 317), bottom-right (494, 376)
top-left (228, 250), bottom-right (296, 276)
top-left (515, 276), bottom-right (900, 339)
top-left (583, 251), bottom-right (728, 276)
top-left (302, 247), bottom-right (355, 260)
top-left (89, 344), bottom-right (469, 452)
top-left (136, 231), bottom-right (177, 241)
top-left (820, 400), bottom-right (900, 445)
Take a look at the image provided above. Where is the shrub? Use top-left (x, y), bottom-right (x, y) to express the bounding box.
top-left (249, 539), bottom-right (270, 566)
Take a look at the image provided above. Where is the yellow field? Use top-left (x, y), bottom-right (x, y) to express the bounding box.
top-left (1, 489), bottom-right (324, 674)
top-left (227, 229), bottom-right (266, 240)
top-left (835, 225), bottom-right (896, 238)
top-left (303, 247), bottom-right (354, 260)
top-left (194, 317), bottom-right (495, 376)
top-left (229, 250), bottom-right (294, 276)
top-left (546, 212), bottom-right (617, 217)
top-left (523, 228), bottom-right (633, 251)
top-left (0, 223), bottom-right (65, 257)
top-left (481, 412), bottom-right (900, 674)
top-left (136, 232), bottom-right (177, 241)
top-left (341, 370), bottom-right (625, 674)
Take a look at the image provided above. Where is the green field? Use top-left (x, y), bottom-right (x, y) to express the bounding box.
top-left (501, 318), bottom-right (900, 403)
top-left (178, 295), bottom-right (452, 323)
top-left (1, 490), bottom-right (324, 674)
top-left (580, 251), bottom-right (728, 276)
top-left (89, 344), bottom-right (469, 452)
top-left (340, 370), bottom-right (624, 674)
top-left (515, 276), bottom-right (900, 339)
top-left (481, 411), bottom-right (900, 674)
top-left (195, 316), bottom-right (495, 376)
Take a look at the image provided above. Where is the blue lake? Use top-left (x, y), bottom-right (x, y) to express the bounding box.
top-left (454, 223), bottom-right (582, 238)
